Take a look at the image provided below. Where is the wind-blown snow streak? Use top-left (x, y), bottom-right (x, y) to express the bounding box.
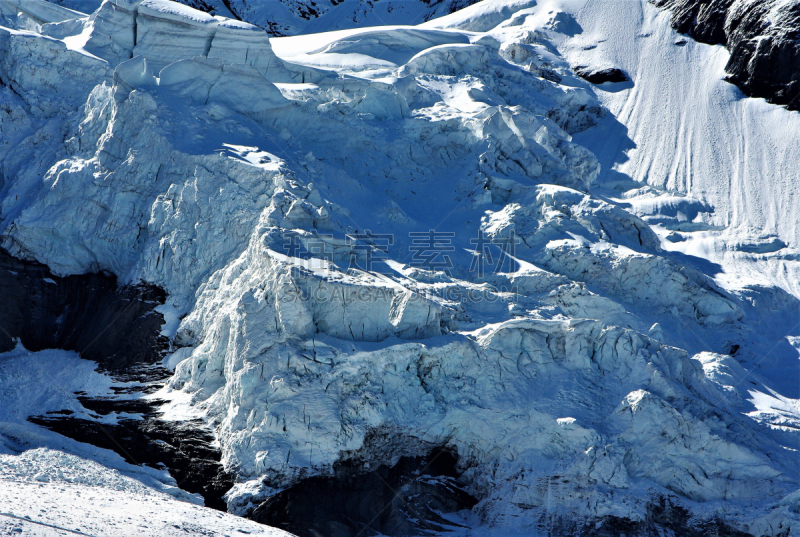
top-left (0, 0), bottom-right (798, 534)
top-left (555, 0), bottom-right (800, 297)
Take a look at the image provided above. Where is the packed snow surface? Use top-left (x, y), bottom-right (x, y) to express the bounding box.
top-left (0, 0), bottom-right (799, 534)
top-left (0, 452), bottom-right (290, 536)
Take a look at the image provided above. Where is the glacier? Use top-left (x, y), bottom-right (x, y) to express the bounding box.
top-left (0, 0), bottom-right (798, 535)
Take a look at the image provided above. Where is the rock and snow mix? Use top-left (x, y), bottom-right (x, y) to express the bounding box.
top-left (0, 345), bottom-right (289, 536)
top-left (0, 0), bottom-right (798, 534)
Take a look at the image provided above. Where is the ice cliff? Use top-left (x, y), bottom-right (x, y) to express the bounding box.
top-left (0, 0), bottom-right (798, 535)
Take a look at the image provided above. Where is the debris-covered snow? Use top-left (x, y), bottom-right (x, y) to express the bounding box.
top-left (0, 0), bottom-right (798, 534)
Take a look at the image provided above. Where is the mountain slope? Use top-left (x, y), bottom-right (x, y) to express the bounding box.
top-left (552, 0), bottom-right (800, 342)
top-left (0, 0), bottom-right (798, 535)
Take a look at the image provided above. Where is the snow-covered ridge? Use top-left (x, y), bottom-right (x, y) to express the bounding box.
top-left (0, 0), bottom-right (798, 534)
top-left (42, 0), bottom-right (489, 37)
top-left (171, 0), bottom-right (487, 37)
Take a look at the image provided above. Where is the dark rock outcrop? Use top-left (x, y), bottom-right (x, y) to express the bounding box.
top-left (2, 247), bottom-right (232, 509)
top-left (31, 412), bottom-right (233, 510)
top-left (30, 374), bottom-right (233, 511)
top-left (652, 0), bottom-right (800, 110)
top-left (575, 66), bottom-right (631, 84)
top-left (0, 248), bottom-right (169, 371)
top-left (252, 447), bottom-right (477, 537)
top-left (725, 1), bottom-right (800, 108)
top-left (652, 0), bottom-right (734, 43)
top-left (551, 496), bottom-right (754, 536)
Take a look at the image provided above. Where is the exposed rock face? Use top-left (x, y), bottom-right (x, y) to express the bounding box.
top-left (574, 66), bottom-right (630, 84)
top-left (651, 0), bottom-right (734, 43)
top-left (651, 0), bottom-right (800, 109)
top-left (31, 389), bottom-right (234, 510)
top-left (253, 444), bottom-right (477, 537)
top-left (0, 248), bottom-right (168, 370)
top-left (550, 496), bottom-right (752, 537)
top-left (725, 1), bottom-right (800, 108)
top-left (0, 244), bottom-right (232, 508)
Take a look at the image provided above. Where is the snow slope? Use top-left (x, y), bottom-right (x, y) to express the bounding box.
top-left (0, 0), bottom-right (798, 534)
top-left (504, 0), bottom-right (800, 401)
top-left (551, 0), bottom-right (800, 296)
top-left (0, 345), bottom-right (290, 536)
top-left (0, 451), bottom-right (291, 536)
top-left (651, 0), bottom-right (800, 110)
